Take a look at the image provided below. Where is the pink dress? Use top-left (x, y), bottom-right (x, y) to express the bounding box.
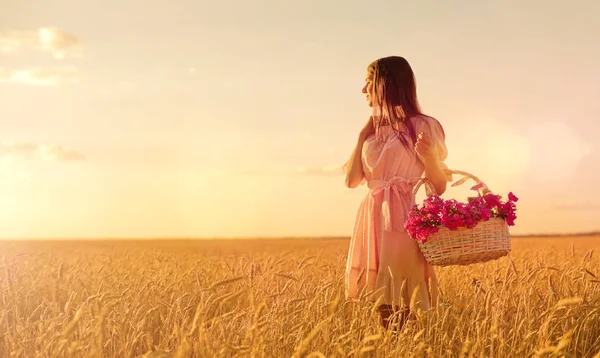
top-left (344, 115), bottom-right (452, 311)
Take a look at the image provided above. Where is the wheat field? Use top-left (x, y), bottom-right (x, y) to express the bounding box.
top-left (1, 236), bottom-right (599, 357)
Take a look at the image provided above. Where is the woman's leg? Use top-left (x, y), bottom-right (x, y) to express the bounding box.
top-left (377, 305), bottom-right (409, 331)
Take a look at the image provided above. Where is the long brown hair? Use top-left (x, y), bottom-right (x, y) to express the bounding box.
top-left (368, 56), bottom-right (427, 149)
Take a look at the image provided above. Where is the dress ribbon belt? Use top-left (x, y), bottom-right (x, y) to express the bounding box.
top-left (367, 176), bottom-right (435, 232)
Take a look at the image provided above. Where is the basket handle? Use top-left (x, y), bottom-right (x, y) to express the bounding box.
top-left (411, 169), bottom-right (493, 198)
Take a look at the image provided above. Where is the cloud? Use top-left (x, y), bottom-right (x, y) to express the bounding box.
top-left (296, 165), bottom-right (343, 176)
top-left (236, 169), bottom-right (270, 176)
top-left (0, 35), bottom-right (22, 54)
top-left (225, 165), bottom-right (344, 177)
top-left (38, 27), bottom-right (81, 58)
top-left (0, 27), bottom-right (81, 59)
top-left (99, 80), bottom-right (137, 96)
top-left (0, 67), bottom-right (80, 86)
top-left (0, 142), bottom-right (84, 162)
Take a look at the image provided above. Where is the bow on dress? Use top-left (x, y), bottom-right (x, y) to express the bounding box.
top-left (367, 176), bottom-right (436, 232)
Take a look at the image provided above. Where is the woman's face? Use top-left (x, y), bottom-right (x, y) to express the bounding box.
top-left (362, 70), bottom-right (375, 107)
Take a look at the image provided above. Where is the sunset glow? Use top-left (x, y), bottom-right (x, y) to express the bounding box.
top-left (1, 1), bottom-right (599, 238)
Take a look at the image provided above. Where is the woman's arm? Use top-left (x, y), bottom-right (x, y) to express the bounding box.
top-left (415, 131), bottom-right (448, 195)
top-left (421, 158), bottom-right (448, 195)
top-left (345, 117), bottom-right (375, 188)
top-left (344, 133), bottom-right (368, 188)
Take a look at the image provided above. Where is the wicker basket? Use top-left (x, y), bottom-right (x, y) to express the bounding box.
top-left (410, 170), bottom-right (512, 266)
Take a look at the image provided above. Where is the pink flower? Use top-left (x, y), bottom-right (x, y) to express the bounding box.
top-left (405, 190), bottom-right (518, 243)
top-left (483, 193), bottom-right (501, 208)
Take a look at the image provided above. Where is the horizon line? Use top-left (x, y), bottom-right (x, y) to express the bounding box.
top-left (1, 230), bottom-right (599, 241)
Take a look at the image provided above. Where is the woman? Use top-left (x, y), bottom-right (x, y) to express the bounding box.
top-left (344, 56), bottom-right (452, 330)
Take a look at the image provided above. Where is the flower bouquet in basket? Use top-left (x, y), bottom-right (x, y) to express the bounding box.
top-left (404, 170), bottom-right (518, 266)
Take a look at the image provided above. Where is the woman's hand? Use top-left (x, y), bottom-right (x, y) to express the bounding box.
top-left (414, 131), bottom-right (437, 164)
top-left (360, 116), bottom-right (376, 138)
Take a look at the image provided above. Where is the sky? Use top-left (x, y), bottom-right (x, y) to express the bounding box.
top-left (0, 0), bottom-right (599, 239)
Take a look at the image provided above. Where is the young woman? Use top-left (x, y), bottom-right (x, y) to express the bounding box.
top-left (344, 56), bottom-right (452, 330)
